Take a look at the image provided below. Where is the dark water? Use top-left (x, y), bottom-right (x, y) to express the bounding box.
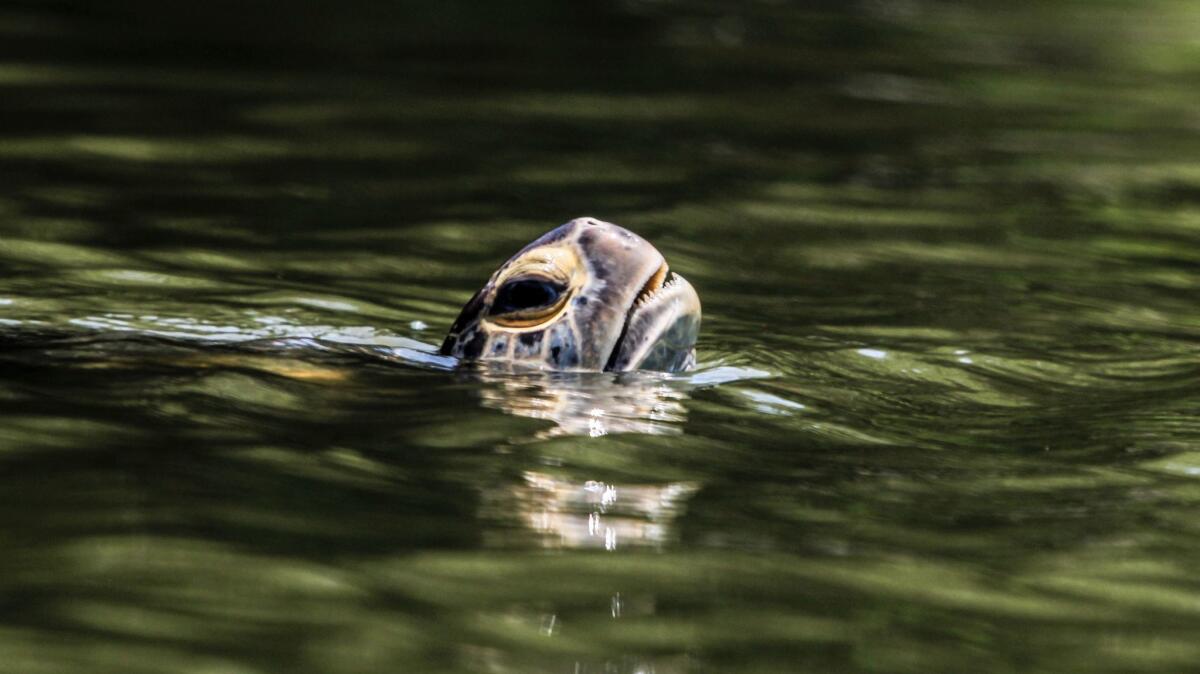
top-left (3, 1), bottom-right (1200, 672)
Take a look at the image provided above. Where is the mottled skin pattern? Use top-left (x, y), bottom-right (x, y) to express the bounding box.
top-left (440, 218), bottom-right (701, 372)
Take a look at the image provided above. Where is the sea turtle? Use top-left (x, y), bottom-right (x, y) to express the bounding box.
top-left (440, 217), bottom-right (701, 373)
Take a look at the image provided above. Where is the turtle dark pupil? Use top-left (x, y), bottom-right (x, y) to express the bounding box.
top-left (492, 279), bottom-right (563, 314)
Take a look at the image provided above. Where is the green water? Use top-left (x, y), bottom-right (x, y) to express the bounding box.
top-left (2, 1), bottom-right (1200, 672)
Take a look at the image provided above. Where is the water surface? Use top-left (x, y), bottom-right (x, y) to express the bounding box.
top-left (2, 2), bottom-right (1200, 672)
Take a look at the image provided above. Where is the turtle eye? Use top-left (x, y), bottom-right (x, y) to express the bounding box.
top-left (493, 279), bottom-right (564, 314)
top-left (490, 277), bottom-right (568, 326)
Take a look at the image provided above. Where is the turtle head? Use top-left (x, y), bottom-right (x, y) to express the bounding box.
top-left (440, 217), bottom-right (701, 372)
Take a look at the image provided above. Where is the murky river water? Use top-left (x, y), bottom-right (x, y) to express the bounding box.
top-left (2, 2), bottom-right (1200, 672)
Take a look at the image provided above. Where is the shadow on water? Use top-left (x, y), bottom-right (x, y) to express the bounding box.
top-left (1, 1), bottom-right (1200, 673)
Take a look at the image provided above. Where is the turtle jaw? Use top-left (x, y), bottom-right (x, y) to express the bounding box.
top-left (604, 268), bottom-right (701, 373)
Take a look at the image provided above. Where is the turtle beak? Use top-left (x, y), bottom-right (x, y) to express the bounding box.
top-left (604, 267), bottom-right (701, 372)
